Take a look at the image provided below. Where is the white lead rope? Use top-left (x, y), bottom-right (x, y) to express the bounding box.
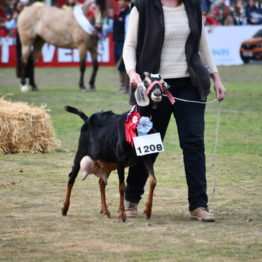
top-left (163, 94), bottom-right (218, 104)
top-left (211, 102), bottom-right (222, 202)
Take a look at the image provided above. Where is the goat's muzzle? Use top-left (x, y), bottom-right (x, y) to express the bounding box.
top-left (151, 88), bottom-right (162, 103)
top-left (146, 80), bottom-right (175, 105)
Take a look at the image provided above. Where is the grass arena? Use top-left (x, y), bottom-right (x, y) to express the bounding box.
top-left (0, 65), bottom-right (261, 261)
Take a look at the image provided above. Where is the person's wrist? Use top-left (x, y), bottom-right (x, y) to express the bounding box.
top-left (128, 69), bottom-right (136, 77)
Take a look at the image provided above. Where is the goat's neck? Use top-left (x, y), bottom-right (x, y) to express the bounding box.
top-left (137, 105), bottom-right (153, 117)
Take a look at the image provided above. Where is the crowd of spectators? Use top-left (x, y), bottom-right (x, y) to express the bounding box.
top-left (0, 0), bottom-right (31, 36)
top-left (202, 0), bottom-right (262, 25)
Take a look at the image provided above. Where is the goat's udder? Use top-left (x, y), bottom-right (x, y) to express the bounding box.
top-left (82, 171), bottom-right (89, 181)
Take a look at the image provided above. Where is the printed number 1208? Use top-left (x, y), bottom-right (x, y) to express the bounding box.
top-left (133, 133), bottom-right (164, 156)
top-left (137, 144), bottom-right (163, 155)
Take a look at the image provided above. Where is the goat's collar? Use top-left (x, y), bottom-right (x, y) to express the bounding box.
top-left (146, 81), bottom-right (175, 105)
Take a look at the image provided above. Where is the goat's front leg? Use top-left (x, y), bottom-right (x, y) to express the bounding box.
top-left (99, 178), bottom-right (110, 218)
top-left (144, 174), bottom-right (157, 219)
top-left (117, 167), bottom-right (126, 222)
top-left (143, 159), bottom-right (157, 220)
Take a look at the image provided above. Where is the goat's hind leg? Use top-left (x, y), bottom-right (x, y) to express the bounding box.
top-left (99, 174), bottom-right (111, 218)
top-left (61, 164), bottom-right (80, 216)
top-left (117, 166), bottom-right (126, 222)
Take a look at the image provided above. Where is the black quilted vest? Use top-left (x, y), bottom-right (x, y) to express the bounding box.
top-left (132, 0), bottom-right (211, 100)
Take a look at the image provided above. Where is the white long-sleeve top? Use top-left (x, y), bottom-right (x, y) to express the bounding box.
top-left (123, 4), bottom-right (218, 79)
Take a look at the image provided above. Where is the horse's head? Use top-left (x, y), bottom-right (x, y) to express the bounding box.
top-left (135, 72), bottom-right (174, 107)
top-left (83, 0), bottom-right (107, 32)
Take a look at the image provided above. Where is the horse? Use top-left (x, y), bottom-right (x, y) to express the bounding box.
top-left (17, 0), bottom-right (107, 92)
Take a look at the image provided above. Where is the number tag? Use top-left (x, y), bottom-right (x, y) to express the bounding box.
top-left (133, 133), bottom-right (164, 156)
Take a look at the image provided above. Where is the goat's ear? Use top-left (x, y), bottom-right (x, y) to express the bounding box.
top-left (135, 82), bottom-right (150, 107)
top-left (163, 81), bottom-right (170, 89)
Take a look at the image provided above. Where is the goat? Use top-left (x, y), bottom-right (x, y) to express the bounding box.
top-left (61, 72), bottom-right (175, 221)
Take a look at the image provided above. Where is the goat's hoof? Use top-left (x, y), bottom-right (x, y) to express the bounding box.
top-left (100, 210), bottom-right (110, 218)
top-left (118, 211), bottom-right (127, 222)
top-left (61, 207), bottom-right (68, 216)
top-left (143, 210), bottom-right (151, 220)
top-left (118, 216), bottom-right (126, 223)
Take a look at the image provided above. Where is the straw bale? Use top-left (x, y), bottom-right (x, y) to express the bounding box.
top-left (0, 98), bottom-right (59, 154)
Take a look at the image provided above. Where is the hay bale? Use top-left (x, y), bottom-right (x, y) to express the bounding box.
top-left (0, 97), bottom-right (59, 154)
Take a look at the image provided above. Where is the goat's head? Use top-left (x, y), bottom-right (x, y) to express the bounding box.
top-left (135, 72), bottom-right (173, 107)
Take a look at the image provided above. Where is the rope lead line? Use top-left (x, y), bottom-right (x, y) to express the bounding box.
top-left (211, 102), bottom-right (222, 202)
top-left (163, 94), bottom-right (218, 104)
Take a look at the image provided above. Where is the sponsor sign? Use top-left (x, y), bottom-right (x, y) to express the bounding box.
top-left (0, 33), bottom-right (114, 67)
top-left (205, 25), bottom-right (262, 65)
top-left (1, 26), bottom-right (262, 67)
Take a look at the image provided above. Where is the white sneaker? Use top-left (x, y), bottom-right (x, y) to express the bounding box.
top-left (190, 207), bottom-right (215, 222)
top-left (124, 200), bottom-right (138, 217)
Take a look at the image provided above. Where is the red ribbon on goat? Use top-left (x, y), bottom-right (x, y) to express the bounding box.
top-left (146, 80), bottom-right (176, 105)
top-left (125, 108), bottom-right (141, 147)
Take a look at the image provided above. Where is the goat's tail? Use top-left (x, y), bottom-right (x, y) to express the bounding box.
top-left (65, 106), bottom-right (88, 122)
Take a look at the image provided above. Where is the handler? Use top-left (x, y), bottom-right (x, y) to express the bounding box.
top-left (123, 0), bottom-right (226, 221)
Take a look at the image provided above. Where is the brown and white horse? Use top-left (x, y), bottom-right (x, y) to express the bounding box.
top-left (17, 0), bottom-right (107, 92)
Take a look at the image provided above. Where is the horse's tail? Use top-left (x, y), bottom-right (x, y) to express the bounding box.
top-left (65, 106), bottom-right (89, 122)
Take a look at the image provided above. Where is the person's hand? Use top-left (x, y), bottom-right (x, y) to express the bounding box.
top-left (128, 69), bottom-right (142, 89)
top-left (211, 72), bottom-right (226, 101)
top-left (214, 81), bottom-right (226, 101)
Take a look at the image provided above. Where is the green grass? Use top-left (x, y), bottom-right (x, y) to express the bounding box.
top-left (0, 65), bottom-right (261, 262)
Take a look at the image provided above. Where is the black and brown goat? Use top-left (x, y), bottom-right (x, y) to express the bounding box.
top-left (61, 72), bottom-right (175, 221)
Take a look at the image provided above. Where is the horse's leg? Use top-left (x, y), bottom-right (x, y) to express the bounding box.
top-left (143, 157), bottom-right (157, 220)
top-left (99, 176), bottom-right (110, 218)
top-left (117, 166), bottom-right (126, 222)
top-left (89, 50), bottom-right (99, 91)
top-left (19, 44), bottom-right (32, 92)
top-left (29, 38), bottom-right (44, 91)
top-left (26, 55), bottom-right (38, 91)
top-left (78, 45), bottom-right (87, 91)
